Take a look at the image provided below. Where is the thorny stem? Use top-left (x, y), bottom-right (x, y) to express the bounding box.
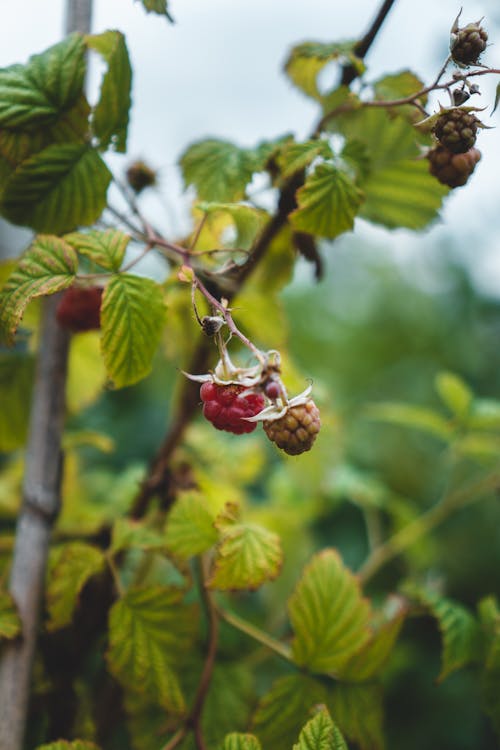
top-left (358, 469), bottom-right (500, 584)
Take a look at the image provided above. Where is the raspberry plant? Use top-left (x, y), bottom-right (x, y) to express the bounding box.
top-left (1, 3), bottom-right (500, 750)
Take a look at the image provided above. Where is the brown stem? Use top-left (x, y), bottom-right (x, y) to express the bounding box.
top-left (0, 296), bottom-right (70, 750)
top-left (341, 0), bottom-right (398, 85)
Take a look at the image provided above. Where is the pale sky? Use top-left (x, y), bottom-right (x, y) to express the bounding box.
top-left (1, 0), bottom-right (500, 292)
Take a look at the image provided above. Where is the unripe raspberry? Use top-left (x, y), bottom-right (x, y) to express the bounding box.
top-left (427, 145), bottom-right (481, 188)
top-left (126, 160), bottom-right (157, 193)
top-left (451, 22), bottom-right (488, 66)
top-left (56, 286), bottom-right (103, 333)
top-left (200, 382), bottom-right (265, 435)
top-left (264, 399), bottom-right (320, 455)
top-left (433, 109), bottom-right (479, 154)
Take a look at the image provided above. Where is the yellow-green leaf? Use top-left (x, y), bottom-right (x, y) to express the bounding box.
top-left (329, 683), bottom-right (384, 750)
top-left (0, 351), bottom-right (34, 451)
top-left (100, 273), bottom-right (167, 387)
top-left (208, 505), bottom-right (282, 591)
top-left (277, 139), bottom-right (333, 180)
top-left (294, 707), bottom-right (349, 750)
top-left (36, 742), bottom-right (100, 750)
top-left (66, 331), bottom-right (107, 413)
top-left (86, 31), bottom-right (132, 152)
top-left (288, 549), bottom-right (371, 673)
top-left (435, 371), bottom-right (473, 420)
top-left (165, 491), bottom-right (218, 559)
top-left (364, 402), bottom-right (453, 441)
top-left (196, 202), bottom-right (267, 251)
top-left (107, 585), bottom-right (196, 713)
top-left (252, 674), bottom-right (329, 750)
top-left (65, 229), bottom-right (130, 271)
top-left (0, 144), bottom-right (112, 233)
top-left (0, 590), bottom-right (21, 640)
top-left (221, 734), bottom-right (262, 750)
top-left (0, 235), bottom-right (77, 344)
top-left (46, 542), bottom-right (105, 631)
top-left (290, 163), bottom-right (363, 240)
top-left (284, 41), bottom-right (361, 101)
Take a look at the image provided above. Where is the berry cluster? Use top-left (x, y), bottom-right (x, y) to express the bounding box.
top-left (427, 145), bottom-right (481, 188)
top-left (451, 21), bottom-right (488, 66)
top-left (200, 381), bottom-right (265, 435)
top-left (263, 399), bottom-right (321, 456)
top-left (432, 108), bottom-right (479, 154)
top-left (56, 286), bottom-right (103, 333)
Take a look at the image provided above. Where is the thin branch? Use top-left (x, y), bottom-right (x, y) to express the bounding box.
top-left (160, 727), bottom-right (189, 750)
top-left (358, 469), bottom-right (500, 584)
top-left (341, 0), bottom-right (398, 85)
top-left (217, 605), bottom-right (293, 663)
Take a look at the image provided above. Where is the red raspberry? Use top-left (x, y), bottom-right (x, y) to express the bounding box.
top-left (56, 286), bottom-right (103, 332)
top-left (200, 382), bottom-right (265, 435)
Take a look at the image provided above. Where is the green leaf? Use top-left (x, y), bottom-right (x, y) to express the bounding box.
top-left (0, 235), bottom-right (77, 344)
top-left (468, 399), bottom-right (500, 430)
top-left (294, 707), bottom-right (349, 750)
top-left (284, 41), bottom-right (361, 101)
top-left (332, 108), bottom-right (447, 230)
top-left (455, 432), bottom-right (500, 460)
top-left (373, 70), bottom-right (425, 103)
top-left (65, 229), bottom-right (130, 271)
top-left (359, 158), bottom-right (448, 230)
top-left (180, 139), bottom-right (268, 202)
top-left (329, 683), bottom-right (384, 750)
top-left (111, 518), bottom-right (166, 554)
top-left (288, 549), bottom-right (371, 674)
top-left (0, 351), bottom-right (34, 451)
top-left (290, 163), bottom-right (363, 240)
top-left (339, 596), bottom-right (408, 681)
top-left (409, 586), bottom-right (481, 681)
top-left (138, 0), bottom-right (174, 20)
top-left (86, 31), bottom-right (132, 152)
top-left (196, 202), bottom-right (268, 251)
top-left (0, 590), bottom-right (21, 640)
top-left (208, 503), bottom-right (282, 591)
top-left (46, 542), bottom-right (105, 631)
top-left (0, 34), bottom-right (85, 130)
top-left (100, 274), bottom-right (167, 387)
top-left (482, 622), bottom-right (500, 739)
top-left (0, 143), bottom-right (112, 233)
top-left (435, 371), bottom-right (473, 419)
top-left (165, 491), bottom-right (218, 559)
top-left (277, 139), bottom-right (333, 180)
top-left (252, 674), bottom-right (329, 750)
top-left (221, 734), bottom-right (262, 750)
top-left (364, 402), bottom-right (453, 441)
top-left (492, 81), bottom-right (500, 115)
top-left (36, 742), bottom-right (100, 750)
top-left (107, 586), bottom-right (196, 713)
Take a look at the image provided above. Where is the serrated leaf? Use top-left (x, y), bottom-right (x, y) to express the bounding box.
top-left (0, 143), bottom-right (112, 233)
top-left (253, 674), bottom-right (329, 750)
top-left (208, 505), bottom-right (282, 591)
top-left (180, 139), bottom-right (268, 202)
top-left (100, 274), bottom-right (166, 387)
top-left (86, 31), bottom-right (132, 152)
top-left (329, 683), bottom-right (384, 750)
top-left (165, 491), bottom-right (218, 559)
top-left (36, 742), bottom-right (100, 750)
top-left (111, 518), bottom-right (166, 554)
top-left (277, 139), bottom-right (333, 179)
top-left (290, 163), bottom-right (363, 240)
top-left (294, 707), bottom-right (349, 750)
top-left (288, 549), bottom-right (371, 674)
top-left (0, 34), bottom-right (85, 130)
top-left (339, 597), bottom-right (407, 681)
top-left (107, 586), bottom-right (196, 713)
top-left (46, 542), bottom-right (105, 631)
top-left (65, 229), bottom-right (130, 271)
top-left (0, 590), bottom-right (21, 640)
top-left (284, 41), bottom-right (361, 101)
top-left (0, 235), bottom-right (77, 344)
top-left (196, 202), bottom-right (267, 251)
top-left (0, 351), bottom-right (34, 450)
top-left (221, 734), bottom-right (262, 750)
top-left (364, 402), bottom-right (453, 441)
top-left (435, 371), bottom-right (473, 419)
top-left (335, 108), bottom-right (418, 169)
top-left (359, 157), bottom-right (448, 230)
top-left (409, 586), bottom-right (481, 681)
